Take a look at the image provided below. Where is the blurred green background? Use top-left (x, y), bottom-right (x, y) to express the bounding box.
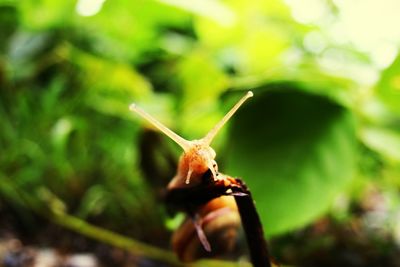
top-left (1, 0), bottom-right (400, 266)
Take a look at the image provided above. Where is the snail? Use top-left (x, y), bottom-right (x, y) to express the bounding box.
top-left (130, 92), bottom-right (255, 261)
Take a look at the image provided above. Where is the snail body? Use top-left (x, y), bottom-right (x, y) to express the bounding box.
top-left (130, 92), bottom-right (253, 261)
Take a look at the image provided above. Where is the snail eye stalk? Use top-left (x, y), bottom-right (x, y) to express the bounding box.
top-left (201, 91), bottom-right (253, 146)
top-left (129, 103), bottom-right (191, 151)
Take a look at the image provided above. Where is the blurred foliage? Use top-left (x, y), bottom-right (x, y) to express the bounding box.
top-left (1, 0), bottom-right (400, 265)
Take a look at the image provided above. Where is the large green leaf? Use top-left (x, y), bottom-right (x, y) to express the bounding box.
top-left (224, 87), bottom-right (356, 236)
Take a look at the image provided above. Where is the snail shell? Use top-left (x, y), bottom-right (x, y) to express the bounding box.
top-left (171, 196), bottom-right (242, 262)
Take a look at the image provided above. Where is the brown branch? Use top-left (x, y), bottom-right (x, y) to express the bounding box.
top-left (232, 180), bottom-right (271, 267)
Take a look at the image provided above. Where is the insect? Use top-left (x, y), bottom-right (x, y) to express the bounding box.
top-left (130, 91), bottom-right (271, 266)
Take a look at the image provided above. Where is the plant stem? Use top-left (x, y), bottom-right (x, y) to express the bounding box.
top-left (234, 191), bottom-right (271, 267)
top-left (50, 211), bottom-right (250, 267)
top-left (50, 212), bottom-right (184, 266)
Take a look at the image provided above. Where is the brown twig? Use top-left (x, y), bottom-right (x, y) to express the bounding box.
top-left (232, 180), bottom-right (271, 267)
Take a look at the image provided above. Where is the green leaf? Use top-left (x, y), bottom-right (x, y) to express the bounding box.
top-left (19, 0), bottom-right (75, 29)
top-left (377, 54), bottom-right (400, 114)
top-left (194, 0), bottom-right (292, 75)
top-left (63, 45), bottom-right (153, 118)
top-left (224, 87), bottom-right (356, 236)
top-left (360, 127), bottom-right (400, 163)
top-left (77, 0), bottom-right (190, 61)
top-left (0, 5), bottom-right (18, 53)
top-left (178, 49), bottom-right (230, 138)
